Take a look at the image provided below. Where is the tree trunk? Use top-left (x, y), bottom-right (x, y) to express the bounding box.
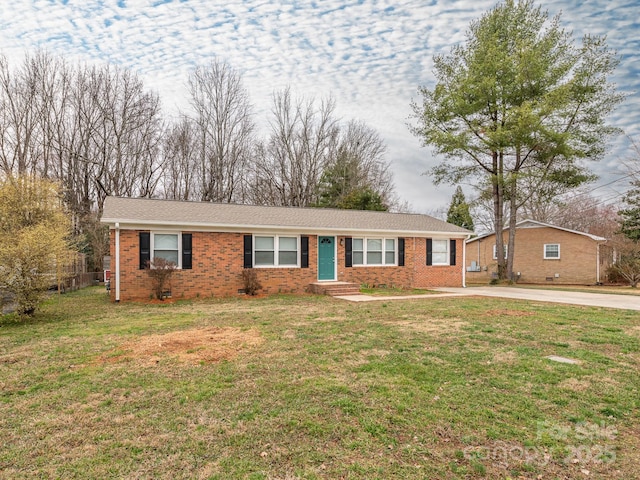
top-left (507, 173), bottom-right (518, 281)
top-left (493, 150), bottom-right (507, 279)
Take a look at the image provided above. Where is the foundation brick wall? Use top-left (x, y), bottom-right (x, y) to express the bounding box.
top-left (110, 230), bottom-right (464, 301)
top-left (466, 227), bottom-right (603, 285)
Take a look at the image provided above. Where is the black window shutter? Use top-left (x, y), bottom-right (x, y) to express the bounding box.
top-left (139, 232), bottom-right (150, 270)
top-left (243, 235), bottom-right (253, 268)
top-left (301, 236), bottom-right (309, 268)
top-left (398, 238), bottom-right (405, 267)
top-left (450, 239), bottom-right (456, 266)
top-left (182, 233), bottom-right (193, 270)
top-left (426, 238), bottom-right (433, 266)
top-left (345, 237), bottom-right (352, 268)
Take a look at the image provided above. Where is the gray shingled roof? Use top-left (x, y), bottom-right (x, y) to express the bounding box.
top-left (467, 219), bottom-right (606, 243)
top-left (101, 196), bottom-right (470, 236)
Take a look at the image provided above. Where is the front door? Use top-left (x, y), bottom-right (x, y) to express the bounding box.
top-left (318, 236), bottom-right (336, 281)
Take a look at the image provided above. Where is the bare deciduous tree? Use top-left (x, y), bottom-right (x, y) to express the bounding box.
top-left (160, 117), bottom-right (199, 201)
top-left (188, 60), bottom-right (255, 203)
top-left (252, 88), bottom-right (339, 207)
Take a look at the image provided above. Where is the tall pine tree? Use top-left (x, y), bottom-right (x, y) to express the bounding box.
top-left (619, 180), bottom-right (640, 242)
top-left (446, 186), bottom-right (474, 231)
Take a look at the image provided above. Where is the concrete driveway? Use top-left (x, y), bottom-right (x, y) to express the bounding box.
top-left (435, 286), bottom-right (640, 311)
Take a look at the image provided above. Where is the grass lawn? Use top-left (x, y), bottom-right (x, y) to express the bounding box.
top-left (1, 287), bottom-right (639, 479)
top-left (359, 286), bottom-right (437, 296)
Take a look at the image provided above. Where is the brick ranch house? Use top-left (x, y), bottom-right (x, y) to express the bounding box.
top-left (466, 219), bottom-right (612, 285)
top-left (101, 196), bottom-right (472, 302)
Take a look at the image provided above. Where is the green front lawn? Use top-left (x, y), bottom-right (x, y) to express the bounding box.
top-left (359, 286), bottom-right (436, 296)
top-left (1, 287), bottom-right (638, 479)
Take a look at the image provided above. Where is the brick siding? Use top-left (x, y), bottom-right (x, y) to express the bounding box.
top-left (110, 230), bottom-right (464, 301)
top-left (466, 227), bottom-right (604, 284)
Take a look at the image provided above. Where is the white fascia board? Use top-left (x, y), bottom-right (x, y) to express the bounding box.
top-left (104, 219), bottom-right (469, 238)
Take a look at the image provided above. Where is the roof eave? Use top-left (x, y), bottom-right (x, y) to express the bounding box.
top-left (101, 218), bottom-right (470, 238)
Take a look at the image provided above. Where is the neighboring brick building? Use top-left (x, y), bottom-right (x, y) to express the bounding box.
top-left (466, 220), bottom-right (611, 285)
top-left (101, 197), bottom-right (471, 302)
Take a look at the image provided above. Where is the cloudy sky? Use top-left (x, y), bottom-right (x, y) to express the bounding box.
top-left (1, 0), bottom-right (638, 214)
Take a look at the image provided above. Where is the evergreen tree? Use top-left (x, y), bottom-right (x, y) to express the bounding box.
top-left (411, 0), bottom-right (623, 280)
top-left (446, 186), bottom-right (474, 231)
top-left (619, 180), bottom-right (640, 242)
top-left (611, 180), bottom-right (640, 287)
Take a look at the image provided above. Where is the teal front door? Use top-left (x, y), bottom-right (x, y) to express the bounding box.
top-left (318, 236), bottom-right (336, 280)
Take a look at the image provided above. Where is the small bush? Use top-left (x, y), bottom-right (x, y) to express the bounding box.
top-left (606, 265), bottom-right (625, 284)
top-left (241, 268), bottom-right (262, 296)
top-left (146, 257), bottom-right (177, 300)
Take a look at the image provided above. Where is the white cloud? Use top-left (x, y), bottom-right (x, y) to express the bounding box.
top-left (1, 0), bottom-right (638, 213)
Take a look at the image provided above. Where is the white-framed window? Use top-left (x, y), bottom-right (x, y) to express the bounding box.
top-left (254, 235), bottom-right (299, 267)
top-left (544, 243), bottom-right (560, 259)
top-left (432, 239), bottom-right (449, 265)
top-left (385, 239), bottom-right (396, 264)
top-left (493, 244), bottom-right (508, 260)
top-left (352, 237), bottom-right (396, 266)
top-left (353, 238), bottom-right (364, 265)
top-left (152, 232), bottom-right (181, 266)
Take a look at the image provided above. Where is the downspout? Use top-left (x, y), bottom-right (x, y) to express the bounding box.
top-left (115, 222), bottom-right (120, 302)
top-left (596, 242), bottom-right (600, 284)
top-left (462, 235), bottom-right (470, 288)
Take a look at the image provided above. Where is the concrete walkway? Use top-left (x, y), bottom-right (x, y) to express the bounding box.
top-left (334, 286), bottom-right (640, 311)
top-left (435, 286), bottom-right (640, 311)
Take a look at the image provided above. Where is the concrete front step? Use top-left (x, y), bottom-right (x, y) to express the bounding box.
top-left (309, 282), bottom-right (361, 296)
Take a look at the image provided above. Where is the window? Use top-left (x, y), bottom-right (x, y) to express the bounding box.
top-left (279, 237), bottom-right (298, 265)
top-left (352, 238), bottom-right (364, 265)
top-left (432, 239), bottom-right (448, 265)
top-left (544, 244), bottom-right (560, 259)
top-left (352, 237), bottom-right (396, 266)
top-left (426, 238), bottom-right (456, 266)
top-left (153, 233), bottom-right (179, 264)
top-left (493, 244), bottom-right (508, 260)
top-left (140, 232), bottom-right (192, 270)
top-left (254, 236), bottom-right (275, 266)
top-left (254, 235), bottom-right (299, 267)
top-left (385, 239), bottom-right (396, 264)
top-left (367, 238), bottom-right (382, 264)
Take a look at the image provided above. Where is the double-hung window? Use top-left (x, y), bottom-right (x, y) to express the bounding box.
top-left (254, 235), bottom-right (299, 267)
top-left (493, 244), bottom-right (508, 260)
top-left (544, 244), bottom-right (560, 259)
top-left (431, 239), bottom-right (449, 265)
top-left (153, 233), bottom-right (180, 265)
top-left (352, 237), bottom-right (396, 266)
top-left (140, 231), bottom-right (192, 270)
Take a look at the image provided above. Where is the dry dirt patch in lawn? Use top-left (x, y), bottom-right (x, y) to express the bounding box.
top-left (628, 325), bottom-right (640, 338)
top-left (558, 377), bottom-right (591, 392)
top-left (99, 327), bottom-right (263, 366)
top-left (492, 350), bottom-right (518, 364)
